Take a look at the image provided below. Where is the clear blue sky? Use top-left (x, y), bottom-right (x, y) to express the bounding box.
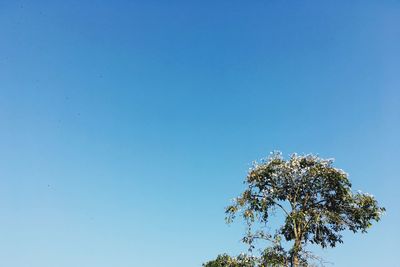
top-left (1, 1), bottom-right (399, 266)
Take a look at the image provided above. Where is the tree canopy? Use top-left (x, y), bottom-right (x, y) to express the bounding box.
top-left (205, 152), bottom-right (385, 266)
top-left (203, 254), bottom-right (258, 267)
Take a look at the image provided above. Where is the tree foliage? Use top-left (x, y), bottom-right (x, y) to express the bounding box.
top-left (206, 152), bottom-right (385, 266)
top-left (203, 254), bottom-right (258, 267)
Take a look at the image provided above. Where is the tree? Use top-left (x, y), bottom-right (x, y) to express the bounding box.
top-left (208, 152), bottom-right (385, 266)
top-left (203, 254), bottom-right (258, 267)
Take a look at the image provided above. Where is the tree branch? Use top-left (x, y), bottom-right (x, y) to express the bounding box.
top-left (255, 194), bottom-right (292, 218)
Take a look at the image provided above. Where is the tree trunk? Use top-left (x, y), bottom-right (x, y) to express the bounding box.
top-left (291, 239), bottom-right (301, 267)
top-left (292, 255), bottom-right (299, 267)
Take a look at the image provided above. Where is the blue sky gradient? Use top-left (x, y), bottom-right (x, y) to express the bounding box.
top-left (1, 1), bottom-right (399, 266)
